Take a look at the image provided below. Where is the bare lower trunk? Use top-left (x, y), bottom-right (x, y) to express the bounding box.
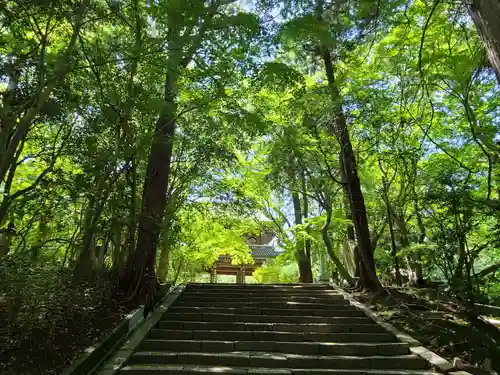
top-left (74, 188), bottom-right (100, 278)
top-left (467, 0), bottom-right (500, 83)
top-left (75, 173), bottom-right (114, 279)
top-left (297, 253), bottom-right (314, 283)
top-left (157, 233), bottom-right (171, 282)
top-left (291, 189), bottom-right (313, 283)
top-left (323, 199), bottom-right (355, 286)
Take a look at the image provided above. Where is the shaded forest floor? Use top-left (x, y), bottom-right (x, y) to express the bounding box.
top-left (0, 259), bottom-right (137, 375)
top-left (351, 287), bottom-right (500, 374)
top-left (0, 299), bottom-right (131, 375)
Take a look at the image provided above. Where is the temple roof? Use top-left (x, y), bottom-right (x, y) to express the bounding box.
top-left (250, 246), bottom-right (279, 258)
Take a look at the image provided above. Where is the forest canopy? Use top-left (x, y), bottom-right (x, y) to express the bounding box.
top-left (1, 0), bottom-right (500, 307)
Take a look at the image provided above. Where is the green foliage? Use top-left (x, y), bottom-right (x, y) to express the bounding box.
top-left (3, 2), bottom-right (500, 371)
top-left (253, 257), bottom-right (299, 283)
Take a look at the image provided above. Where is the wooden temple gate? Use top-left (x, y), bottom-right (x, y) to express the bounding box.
top-left (209, 246), bottom-right (278, 283)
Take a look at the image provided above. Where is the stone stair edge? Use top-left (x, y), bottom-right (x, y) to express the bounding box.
top-left (139, 339), bottom-right (410, 356)
top-left (124, 352), bottom-right (431, 371)
top-left (155, 321), bottom-right (387, 333)
top-left (160, 313), bottom-right (374, 323)
top-left (60, 282), bottom-right (174, 375)
top-left (120, 363), bottom-right (439, 375)
top-left (149, 328), bottom-right (393, 337)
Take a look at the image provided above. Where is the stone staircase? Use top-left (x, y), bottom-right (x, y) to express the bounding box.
top-left (120, 284), bottom-right (438, 374)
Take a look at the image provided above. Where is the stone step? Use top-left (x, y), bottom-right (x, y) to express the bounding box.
top-left (126, 352), bottom-right (429, 370)
top-left (167, 306), bottom-right (365, 317)
top-left (121, 364), bottom-right (437, 375)
top-left (161, 313), bottom-right (373, 324)
top-left (178, 295), bottom-right (348, 303)
top-left (149, 329), bottom-right (396, 343)
top-left (156, 321), bottom-right (387, 333)
top-left (182, 290), bottom-right (341, 296)
top-left (175, 301), bottom-right (351, 309)
top-left (115, 284), bottom-right (436, 375)
top-left (140, 339), bottom-right (409, 356)
top-left (186, 284), bottom-right (332, 289)
top-left (184, 288), bottom-right (335, 292)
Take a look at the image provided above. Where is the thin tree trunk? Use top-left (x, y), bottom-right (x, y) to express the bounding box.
top-left (30, 218), bottom-right (49, 261)
top-left (157, 227), bottom-right (171, 282)
top-left (0, 0), bottom-right (90, 184)
top-left (291, 189), bottom-right (314, 283)
top-left (411, 183), bottom-right (425, 283)
top-left (381, 176), bottom-right (402, 286)
top-left (75, 172), bottom-right (116, 278)
top-left (467, 0), bottom-right (500, 83)
top-left (74, 184), bottom-right (100, 276)
top-left (454, 232), bottom-right (467, 282)
top-left (299, 169), bottom-right (312, 260)
top-left (126, 157), bottom-right (137, 259)
top-left (111, 220), bottom-right (122, 271)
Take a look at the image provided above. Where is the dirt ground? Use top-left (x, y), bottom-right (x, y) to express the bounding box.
top-left (0, 294), bottom-right (134, 375)
top-left (350, 287), bottom-right (500, 374)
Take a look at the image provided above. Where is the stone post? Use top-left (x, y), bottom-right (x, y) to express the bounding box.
top-left (236, 267), bottom-right (244, 284)
top-left (319, 253), bottom-right (330, 283)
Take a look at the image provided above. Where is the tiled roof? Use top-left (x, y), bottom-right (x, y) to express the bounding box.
top-left (250, 246), bottom-right (279, 258)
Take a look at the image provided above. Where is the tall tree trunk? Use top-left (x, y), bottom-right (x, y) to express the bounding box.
top-left (291, 189), bottom-right (314, 283)
top-left (120, 1), bottom-right (217, 302)
top-left (122, 82), bottom-right (177, 301)
top-left (122, 2), bottom-right (142, 261)
top-left (317, 0), bottom-right (382, 291)
top-left (120, 12), bottom-right (181, 301)
top-left (467, 0), bottom-right (500, 83)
